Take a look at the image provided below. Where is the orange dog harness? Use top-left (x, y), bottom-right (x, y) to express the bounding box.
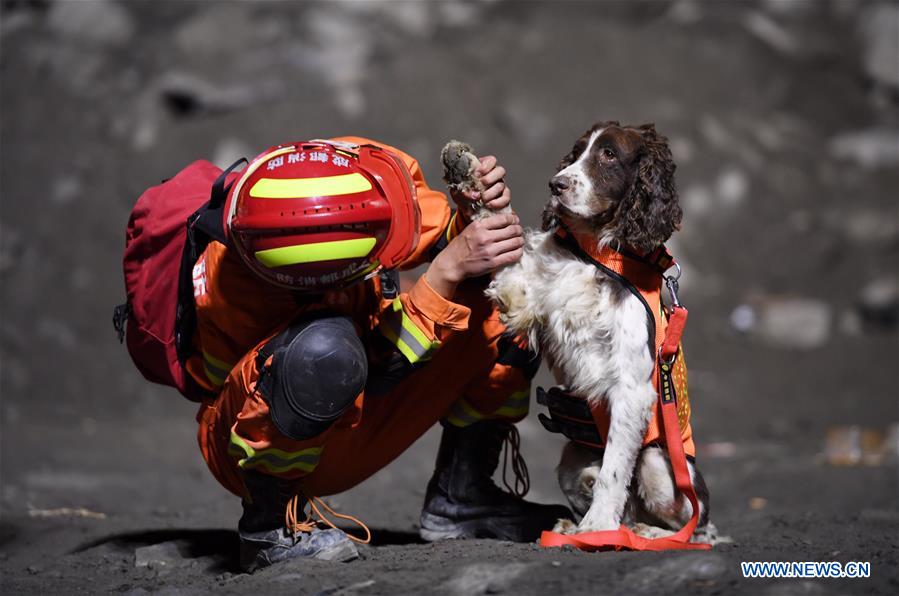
top-left (537, 227), bottom-right (710, 552)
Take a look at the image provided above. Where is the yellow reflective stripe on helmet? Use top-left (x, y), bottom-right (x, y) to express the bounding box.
top-left (228, 432), bottom-right (323, 474)
top-left (249, 173), bottom-right (372, 199)
top-left (378, 299), bottom-right (440, 365)
top-left (202, 350), bottom-right (233, 387)
top-left (254, 237), bottom-right (377, 268)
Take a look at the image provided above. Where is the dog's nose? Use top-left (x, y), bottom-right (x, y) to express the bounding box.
top-left (549, 175), bottom-right (571, 195)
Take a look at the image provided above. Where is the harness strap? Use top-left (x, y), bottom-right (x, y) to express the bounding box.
top-left (536, 387), bottom-right (605, 449)
top-left (540, 305), bottom-right (709, 551)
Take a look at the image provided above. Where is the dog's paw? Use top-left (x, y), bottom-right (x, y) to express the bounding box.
top-left (630, 522), bottom-right (675, 539)
top-left (692, 522), bottom-right (732, 545)
top-left (575, 515), bottom-right (619, 533)
top-left (552, 518), bottom-right (578, 535)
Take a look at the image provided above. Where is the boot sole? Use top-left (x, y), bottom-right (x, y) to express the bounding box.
top-left (240, 539), bottom-right (359, 572)
top-left (419, 511), bottom-right (534, 543)
top-left (313, 540), bottom-right (359, 563)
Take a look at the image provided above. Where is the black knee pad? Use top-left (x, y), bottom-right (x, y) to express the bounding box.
top-left (262, 316), bottom-right (367, 441)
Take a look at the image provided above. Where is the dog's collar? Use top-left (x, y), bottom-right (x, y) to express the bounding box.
top-left (552, 226), bottom-right (676, 290)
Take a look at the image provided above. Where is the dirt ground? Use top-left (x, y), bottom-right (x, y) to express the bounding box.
top-left (1, 1), bottom-right (897, 594)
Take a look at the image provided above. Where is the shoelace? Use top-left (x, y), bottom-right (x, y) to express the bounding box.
top-left (501, 424), bottom-right (530, 498)
top-left (284, 492), bottom-right (372, 545)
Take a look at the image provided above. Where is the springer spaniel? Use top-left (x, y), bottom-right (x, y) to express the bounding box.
top-left (487, 122), bottom-right (715, 541)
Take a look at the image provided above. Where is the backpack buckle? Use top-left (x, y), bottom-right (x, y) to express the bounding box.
top-left (112, 302), bottom-right (131, 343)
top-left (379, 269), bottom-right (400, 299)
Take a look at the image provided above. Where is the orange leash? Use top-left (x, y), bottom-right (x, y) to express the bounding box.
top-left (285, 493), bottom-right (372, 545)
top-left (540, 306), bottom-right (711, 552)
top-left (501, 424), bottom-right (531, 498)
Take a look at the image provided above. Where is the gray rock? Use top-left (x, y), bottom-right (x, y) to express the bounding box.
top-left (730, 304), bottom-right (756, 333)
top-left (174, 4), bottom-right (284, 57)
top-left (858, 277), bottom-right (899, 330)
top-left (859, 2), bottom-right (899, 89)
top-left (842, 208), bottom-right (899, 244)
top-left (828, 129), bottom-right (899, 169)
top-left (743, 11), bottom-right (799, 55)
top-left (157, 72), bottom-right (286, 118)
top-left (445, 562), bottom-right (529, 595)
top-left (668, 0), bottom-right (703, 25)
top-left (715, 167), bottom-right (749, 207)
top-left (46, 0), bottom-right (135, 46)
top-left (36, 317), bottom-right (77, 351)
top-left (763, 579), bottom-right (830, 595)
top-left (681, 184), bottom-right (713, 218)
top-left (733, 297), bottom-right (833, 349)
top-left (621, 553), bottom-right (728, 593)
top-left (500, 97), bottom-right (553, 151)
top-left (302, 8), bottom-right (373, 117)
top-left (134, 541), bottom-right (185, 572)
top-left (52, 176), bottom-right (83, 206)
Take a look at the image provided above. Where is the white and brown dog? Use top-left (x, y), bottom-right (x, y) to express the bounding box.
top-left (487, 122), bottom-right (715, 542)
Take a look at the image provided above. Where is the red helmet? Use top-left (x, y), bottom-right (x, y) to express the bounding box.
top-left (225, 140), bottom-right (421, 291)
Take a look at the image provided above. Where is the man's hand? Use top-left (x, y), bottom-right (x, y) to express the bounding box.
top-left (450, 155), bottom-right (511, 213)
top-left (425, 212), bottom-right (524, 299)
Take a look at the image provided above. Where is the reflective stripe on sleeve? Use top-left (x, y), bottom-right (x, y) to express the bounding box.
top-left (202, 350), bottom-right (234, 387)
top-left (445, 398), bottom-right (486, 428)
top-left (378, 298), bottom-right (440, 364)
top-left (492, 389), bottom-right (530, 418)
top-left (445, 388), bottom-right (530, 428)
top-left (228, 432), bottom-right (323, 474)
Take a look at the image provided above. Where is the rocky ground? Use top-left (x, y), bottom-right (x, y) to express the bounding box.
top-left (1, 1), bottom-right (897, 594)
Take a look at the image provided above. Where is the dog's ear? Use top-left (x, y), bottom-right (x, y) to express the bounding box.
top-left (615, 124), bottom-right (681, 253)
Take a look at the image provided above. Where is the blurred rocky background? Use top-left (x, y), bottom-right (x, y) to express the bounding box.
top-left (1, 0), bottom-right (897, 594)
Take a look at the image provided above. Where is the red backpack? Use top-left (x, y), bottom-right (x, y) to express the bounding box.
top-left (114, 158), bottom-right (246, 401)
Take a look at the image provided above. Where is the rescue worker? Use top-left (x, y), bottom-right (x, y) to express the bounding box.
top-left (189, 137), bottom-right (569, 571)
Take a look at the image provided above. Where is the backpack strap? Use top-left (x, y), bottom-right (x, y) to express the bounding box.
top-left (191, 157), bottom-right (247, 246)
top-left (175, 158), bottom-right (247, 365)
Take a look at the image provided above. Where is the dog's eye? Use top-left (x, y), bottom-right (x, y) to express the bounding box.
top-left (601, 148), bottom-right (617, 161)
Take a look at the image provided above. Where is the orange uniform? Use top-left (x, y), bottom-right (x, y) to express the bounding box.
top-left (191, 137), bottom-right (532, 498)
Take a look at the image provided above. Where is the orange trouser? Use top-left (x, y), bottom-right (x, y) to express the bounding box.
top-left (196, 281), bottom-right (531, 499)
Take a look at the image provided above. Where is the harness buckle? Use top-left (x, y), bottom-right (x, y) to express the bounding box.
top-left (658, 345), bottom-right (677, 366)
top-left (664, 262), bottom-right (682, 308)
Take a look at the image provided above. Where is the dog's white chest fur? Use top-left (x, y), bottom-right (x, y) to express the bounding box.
top-left (489, 230), bottom-right (654, 408)
top-left (487, 229), bottom-right (660, 531)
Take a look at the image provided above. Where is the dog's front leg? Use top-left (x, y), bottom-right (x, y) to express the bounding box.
top-left (486, 249), bottom-right (538, 336)
top-left (577, 382), bottom-right (655, 532)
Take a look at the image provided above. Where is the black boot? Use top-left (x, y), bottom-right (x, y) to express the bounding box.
top-left (238, 471), bottom-right (358, 572)
top-left (419, 420), bottom-right (571, 542)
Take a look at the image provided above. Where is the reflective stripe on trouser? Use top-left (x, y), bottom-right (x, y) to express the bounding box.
top-left (445, 388), bottom-right (530, 428)
top-left (203, 350), bottom-right (233, 388)
top-left (227, 431), bottom-right (323, 474)
top-left (378, 298), bottom-right (440, 364)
